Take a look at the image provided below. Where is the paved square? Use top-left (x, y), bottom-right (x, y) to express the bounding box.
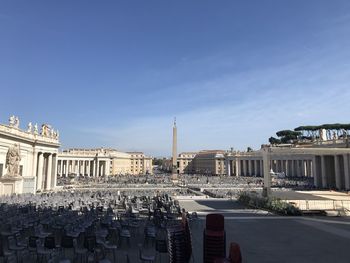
top-left (181, 199), bottom-right (350, 263)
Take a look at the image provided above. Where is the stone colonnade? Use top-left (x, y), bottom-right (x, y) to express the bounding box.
top-left (57, 158), bottom-right (110, 177)
top-left (227, 158), bottom-right (313, 178)
top-left (226, 150), bottom-right (350, 190)
top-left (313, 154), bottom-right (350, 189)
top-left (35, 152), bottom-right (58, 191)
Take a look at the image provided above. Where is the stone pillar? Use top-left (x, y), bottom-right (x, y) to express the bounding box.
top-left (235, 160), bottom-right (239, 177)
top-left (291, 160), bottom-right (295, 177)
top-left (308, 160), bottom-right (313, 177)
top-left (242, 159), bottom-right (247, 176)
top-left (86, 160), bottom-right (90, 177)
top-left (301, 160), bottom-right (306, 177)
top-left (262, 148), bottom-right (271, 197)
top-left (344, 154), bottom-right (350, 190)
top-left (254, 160), bottom-right (258, 176)
top-left (52, 154), bottom-right (57, 189)
top-left (321, 155), bottom-right (327, 188)
top-left (312, 156), bottom-right (319, 187)
top-left (92, 160), bottom-right (96, 177)
top-left (295, 160), bottom-right (300, 177)
top-left (260, 160), bottom-right (263, 177)
top-left (37, 153), bottom-right (44, 191)
top-left (285, 160), bottom-right (289, 177)
top-left (227, 160), bottom-right (231, 176)
top-left (96, 160), bottom-right (99, 177)
top-left (247, 160), bottom-right (251, 176)
top-left (59, 160), bottom-right (63, 177)
top-left (46, 154), bottom-right (52, 190)
top-left (32, 151), bottom-right (38, 180)
top-left (105, 161), bottom-right (109, 177)
top-left (65, 160), bottom-right (69, 177)
top-left (334, 155), bottom-right (341, 190)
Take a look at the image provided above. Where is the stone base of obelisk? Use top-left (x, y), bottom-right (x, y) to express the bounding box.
top-left (0, 176), bottom-right (23, 195)
top-left (262, 187), bottom-right (271, 198)
top-left (171, 173), bottom-right (178, 183)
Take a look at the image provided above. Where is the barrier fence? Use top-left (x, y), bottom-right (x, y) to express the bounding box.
top-left (286, 199), bottom-right (350, 211)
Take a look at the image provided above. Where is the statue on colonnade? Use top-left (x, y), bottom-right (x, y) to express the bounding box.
top-left (5, 144), bottom-right (21, 177)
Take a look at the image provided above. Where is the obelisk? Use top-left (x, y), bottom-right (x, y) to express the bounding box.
top-left (171, 118), bottom-right (178, 180)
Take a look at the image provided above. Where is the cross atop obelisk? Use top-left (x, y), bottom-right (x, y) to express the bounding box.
top-left (171, 117), bottom-right (178, 180)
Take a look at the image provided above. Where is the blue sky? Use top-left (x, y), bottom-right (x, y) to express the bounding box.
top-left (1, 1), bottom-right (350, 156)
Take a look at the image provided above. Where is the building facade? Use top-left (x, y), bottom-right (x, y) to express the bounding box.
top-left (128, 152), bottom-right (153, 175)
top-left (177, 152), bottom-right (197, 174)
top-left (162, 150), bottom-right (226, 175)
top-left (0, 116), bottom-right (60, 195)
top-left (57, 149), bottom-right (153, 177)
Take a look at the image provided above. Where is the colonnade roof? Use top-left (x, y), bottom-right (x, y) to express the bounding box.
top-left (0, 124), bottom-right (60, 147)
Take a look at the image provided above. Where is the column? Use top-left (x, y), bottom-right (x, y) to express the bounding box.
top-left (262, 148), bottom-right (271, 197)
top-left (65, 160), bottom-right (69, 177)
top-left (105, 160), bottom-right (109, 177)
top-left (254, 160), bottom-right (258, 176)
top-left (321, 155), bottom-right (327, 188)
top-left (308, 160), bottom-right (312, 177)
top-left (83, 160), bottom-right (86, 176)
top-left (281, 160), bottom-right (285, 174)
top-left (344, 154), bottom-right (350, 190)
top-left (296, 160), bottom-right (301, 177)
top-left (37, 153), bottom-right (44, 191)
top-left (248, 160), bottom-right (252, 176)
top-left (46, 154), bottom-right (52, 190)
top-left (96, 160), bottom-right (100, 177)
top-left (285, 160), bottom-right (289, 177)
top-left (334, 155), bottom-right (341, 190)
top-left (77, 160), bottom-right (80, 176)
top-left (243, 160), bottom-right (247, 176)
top-left (226, 160), bottom-right (231, 176)
top-left (234, 160), bottom-right (239, 177)
top-left (32, 151), bottom-right (38, 180)
top-left (260, 160), bottom-right (263, 177)
top-left (52, 154), bottom-right (57, 189)
top-left (92, 160), bottom-right (96, 177)
top-left (86, 160), bottom-right (89, 176)
top-left (291, 160), bottom-right (295, 177)
top-left (59, 160), bottom-right (63, 177)
top-left (300, 160), bottom-right (305, 177)
top-left (312, 156), bottom-right (319, 187)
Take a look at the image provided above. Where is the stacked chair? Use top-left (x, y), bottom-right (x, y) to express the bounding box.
top-left (167, 214), bottom-right (192, 263)
top-left (214, 242), bottom-right (242, 263)
top-left (203, 213), bottom-right (226, 263)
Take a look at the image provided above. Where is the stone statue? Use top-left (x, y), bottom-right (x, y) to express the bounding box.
top-left (14, 116), bottom-right (20, 128)
top-left (343, 129), bottom-right (348, 139)
top-left (5, 144), bottom-right (21, 177)
top-left (41, 124), bottom-right (48, 136)
top-left (34, 123), bottom-right (39, 135)
top-left (56, 130), bottom-right (60, 140)
top-left (51, 128), bottom-right (55, 138)
top-left (27, 122), bottom-right (33, 133)
top-left (332, 131), bottom-right (337, 140)
top-left (9, 115), bottom-right (15, 126)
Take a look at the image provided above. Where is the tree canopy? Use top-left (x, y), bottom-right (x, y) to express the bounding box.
top-left (269, 123), bottom-right (350, 145)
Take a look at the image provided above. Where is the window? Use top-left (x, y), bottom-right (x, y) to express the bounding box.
top-left (0, 164), bottom-right (3, 177)
top-left (19, 165), bottom-right (23, 176)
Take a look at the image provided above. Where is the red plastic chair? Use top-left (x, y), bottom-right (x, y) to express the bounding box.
top-left (206, 214), bottom-right (224, 231)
